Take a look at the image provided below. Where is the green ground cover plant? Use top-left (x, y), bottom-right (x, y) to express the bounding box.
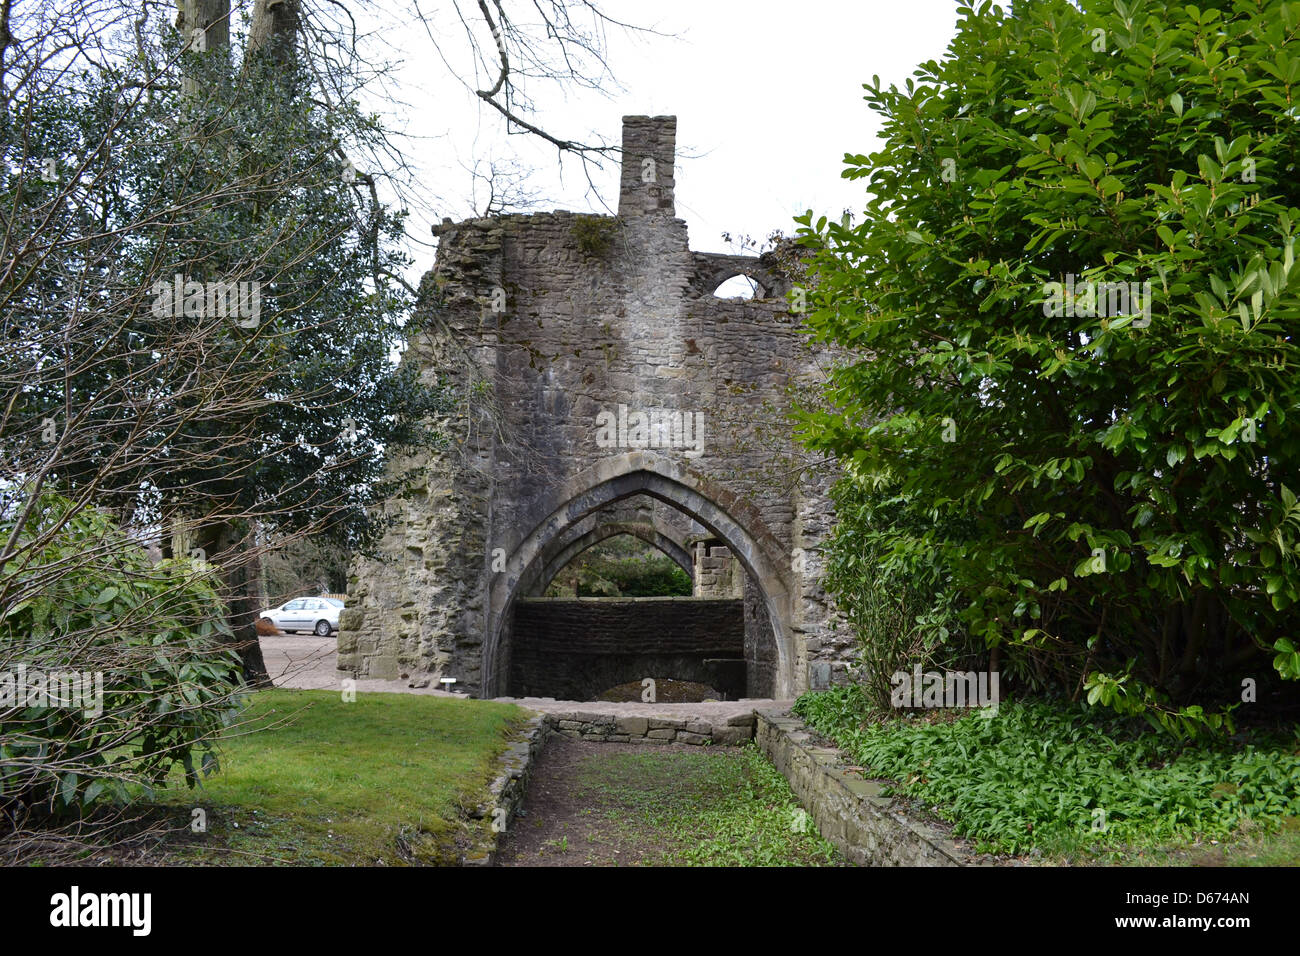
top-left (794, 686), bottom-right (1300, 857)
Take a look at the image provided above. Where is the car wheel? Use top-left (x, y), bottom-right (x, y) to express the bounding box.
top-left (314, 620), bottom-right (332, 637)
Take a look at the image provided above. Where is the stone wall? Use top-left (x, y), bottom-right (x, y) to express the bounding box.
top-left (692, 541), bottom-right (744, 598)
top-left (340, 114), bottom-right (847, 698)
top-left (463, 712), bottom-right (549, 866)
top-left (744, 576), bottom-right (778, 697)
top-left (542, 709), bottom-right (755, 746)
top-left (509, 597), bottom-right (744, 699)
top-left (465, 705), bottom-right (756, 864)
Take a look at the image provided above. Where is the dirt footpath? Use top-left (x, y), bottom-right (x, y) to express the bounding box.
top-left (494, 735), bottom-right (844, 867)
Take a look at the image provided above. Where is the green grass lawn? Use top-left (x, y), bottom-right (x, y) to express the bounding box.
top-left (151, 689), bottom-right (528, 865)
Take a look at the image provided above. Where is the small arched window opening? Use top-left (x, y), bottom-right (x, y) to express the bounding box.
top-left (712, 274), bottom-right (760, 299)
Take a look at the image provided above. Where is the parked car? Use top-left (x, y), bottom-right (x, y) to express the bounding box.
top-left (259, 597), bottom-right (340, 636)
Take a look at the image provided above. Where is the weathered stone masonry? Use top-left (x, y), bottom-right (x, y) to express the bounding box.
top-left (339, 115), bottom-right (849, 698)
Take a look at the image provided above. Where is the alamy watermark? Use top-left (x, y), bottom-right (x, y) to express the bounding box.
top-left (594, 404), bottom-right (705, 458)
top-left (49, 886), bottom-right (150, 936)
top-left (1042, 274), bottom-right (1152, 327)
top-left (890, 666), bottom-right (1000, 712)
top-left (0, 664), bottom-right (104, 717)
top-left (150, 274), bottom-right (261, 328)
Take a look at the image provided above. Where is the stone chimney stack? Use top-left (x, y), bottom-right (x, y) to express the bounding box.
top-left (618, 115), bottom-right (676, 217)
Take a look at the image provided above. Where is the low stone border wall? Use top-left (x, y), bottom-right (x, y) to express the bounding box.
top-left (542, 709), bottom-right (756, 745)
top-left (463, 713), bottom-right (550, 866)
top-left (755, 711), bottom-right (971, 867)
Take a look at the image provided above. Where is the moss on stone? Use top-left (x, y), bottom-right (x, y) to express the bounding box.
top-left (571, 214), bottom-right (618, 257)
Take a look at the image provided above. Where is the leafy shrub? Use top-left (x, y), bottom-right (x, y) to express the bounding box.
top-left (794, 689), bottom-right (1300, 855)
top-left (825, 480), bottom-right (984, 708)
top-left (0, 495), bottom-right (245, 820)
top-left (795, 0), bottom-right (1300, 725)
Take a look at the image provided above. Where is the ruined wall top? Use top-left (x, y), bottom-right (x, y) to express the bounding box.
top-left (618, 115), bottom-right (676, 217)
top-left (342, 111), bottom-right (842, 698)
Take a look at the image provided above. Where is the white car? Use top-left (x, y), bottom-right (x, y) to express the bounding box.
top-left (259, 597), bottom-right (341, 636)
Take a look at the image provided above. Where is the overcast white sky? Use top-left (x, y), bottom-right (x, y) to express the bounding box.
top-left (346, 0), bottom-right (962, 267)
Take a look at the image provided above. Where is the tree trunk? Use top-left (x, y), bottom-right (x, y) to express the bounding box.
top-left (248, 0), bottom-right (301, 61)
top-left (0, 1), bottom-right (13, 99)
top-left (176, 0), bottom-right (231, 54)
top-left (171, 1), bottom-right (272, 689)
top-left (196, 519), bottom-right (272, 687)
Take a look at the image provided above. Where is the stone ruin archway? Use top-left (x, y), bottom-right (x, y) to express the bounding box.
top-left (339, 114), bottom-right (843, 700)
top-left (484, 454), bottom-right (794, 698)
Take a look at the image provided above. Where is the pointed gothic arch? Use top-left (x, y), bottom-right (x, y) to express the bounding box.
top-left (484, 452), bottom-right (796, 697)
top-left (529, 518), bottom-right (694, 597)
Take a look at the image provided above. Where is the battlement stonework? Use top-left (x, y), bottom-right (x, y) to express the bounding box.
top-left (338, 115), bottom-right (848, 698)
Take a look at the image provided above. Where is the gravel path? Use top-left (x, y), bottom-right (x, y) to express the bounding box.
top-left (262, 634), bottom-right (790, 717)
top-left (261, 634), bottom-right (468, 697)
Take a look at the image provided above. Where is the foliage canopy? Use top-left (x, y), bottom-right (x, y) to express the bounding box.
top-left (796, 0), bottom-right (1300, 726)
